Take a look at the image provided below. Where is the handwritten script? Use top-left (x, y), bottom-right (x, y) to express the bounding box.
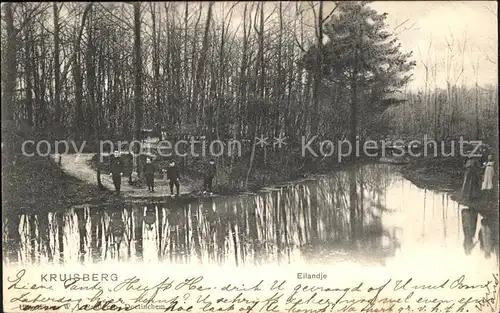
top-left (4, 269), bottom-right (499, 313)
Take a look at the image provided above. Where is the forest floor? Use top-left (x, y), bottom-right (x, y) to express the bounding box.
top-left (400, 156), bottom-right (464, 192)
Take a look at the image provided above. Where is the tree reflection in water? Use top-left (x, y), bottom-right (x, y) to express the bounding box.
top-left (3, 164), bottom-right (497, 267)
top-left (461, 207), bottom-right (499, 260)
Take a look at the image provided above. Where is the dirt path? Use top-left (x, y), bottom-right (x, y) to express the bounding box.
top-left (54, 153), bottom-right (193, 198)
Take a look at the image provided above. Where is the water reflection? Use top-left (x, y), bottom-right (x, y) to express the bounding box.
top-left (461, 208), bottom-right (478, 255)
top-left (461, 207), bottom-right (499, 259)
top-left (3, 164), bottom-right (498, 267)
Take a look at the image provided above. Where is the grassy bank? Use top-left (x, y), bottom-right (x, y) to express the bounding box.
top-left (400, 156), bottom-right (465, 191)
top-left (400, 155), bottom-right (499, 216)
top-left (2, 154), bottom-right (110, 214)
top-left (6, 148), bottom-right (493, 214)
top-left (2, 144), bottom-right (360, 214)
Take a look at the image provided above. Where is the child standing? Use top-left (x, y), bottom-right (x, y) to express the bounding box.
top-left (481, 154), bottom-right (494, 191)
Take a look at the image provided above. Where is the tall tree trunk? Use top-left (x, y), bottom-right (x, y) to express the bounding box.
top-left (53, 3), bottom-right (61, 125)
top-left (349, 16), bottom-right (360, 242)
top-left (311, 0), bottom-right (323, 135)
top-left (24, 23), bottom-right (34, 127)
top-left (232, 3), bottom-right (249, 176)
top-left (85, 6), bottom-right (104, 189)
top-left (150, 3), bottom-right (162, 128)
top-left (349, 167), bottom-right (357, 243)
top-left (474, 58), bottom-right (480, 139)
top-left (193, 2), bottom-right (213, 135)
top-left (35, 27), bottom-right (48, 135)
top-left (245, 2), bottom-right (265, 186)
top-left (240, 21), bottom-right (249, 141)
top-left (163, 3), bottom-right (172, 129)
top-left (72, 3), bottom-right (93, 140)
top-left (188, 5), bottom-right (203, 125)
top-left (73, 40), bottom-right (84, 138)
top-left (183, 3), bottom-right (189, 109)
top-left (2, 2), bottom-right (16, 124)
top-left (134, 3), bottom-right (143, 176)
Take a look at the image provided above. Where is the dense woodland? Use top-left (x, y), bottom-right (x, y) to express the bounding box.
top-left (1, 1), bottom-right (497, 190)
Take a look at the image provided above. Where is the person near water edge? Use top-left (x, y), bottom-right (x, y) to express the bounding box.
top-left (109, 150), bottom-right (124, 195)
top-left (166, 160), bottom-right (180, 196)
top-left (144, 157), bottom-right (156, 192)
top-left (461, 155), bottom-right (482, 203)
top-left (481, 154), bottom-right (495, 190)
top-left (203, 159), bottom-right (216, 195)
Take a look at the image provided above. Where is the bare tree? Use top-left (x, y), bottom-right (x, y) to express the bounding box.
top-left (133, 2), bottom-right (143, 175)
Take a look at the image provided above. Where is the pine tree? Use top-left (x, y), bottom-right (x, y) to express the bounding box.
top-left (301, 2), bottom-right (416, 242)
top-left (302, 1), bottom-right (416, 143)
top-left (322, 1), bottom-right (415, 97)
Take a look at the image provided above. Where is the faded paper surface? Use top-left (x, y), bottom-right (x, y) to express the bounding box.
top-left (2, 1), bottom-right (499, 313)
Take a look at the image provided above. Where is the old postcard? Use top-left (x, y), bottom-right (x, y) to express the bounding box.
top-left (2, 1), bottom-right (499, 312)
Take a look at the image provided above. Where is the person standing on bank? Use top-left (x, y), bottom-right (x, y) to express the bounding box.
top-left (109, 150), bottom-right (124, 195)
top-left (481, 154), bottom-right (495, 190)
top-left (203, 159), bottom-right (216, 195)
top-left (144, 157), bottom-right (155, 192)
top-left (461, 156), bottom-right (482, 203)
top-left (166, 161), bottom-right (180, 196)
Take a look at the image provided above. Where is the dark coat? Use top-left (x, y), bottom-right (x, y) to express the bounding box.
top-left (144, 163), bottom-right (155, 186)
top-left (144, 163), bottom-right (155, 175)
top-left (206, 163), bottom-right (216, 178)
top-left (110, 156), bottom-right (124, 176)
top-left (461, 158), bottom-right (482, 201)
top-left (166, 165), bottom-right (180, 180)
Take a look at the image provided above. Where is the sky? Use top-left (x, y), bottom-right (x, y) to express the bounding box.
top-left (211, 1), bottom-right (497, 92)
top-left (368, 1), bottom-right (498, 91)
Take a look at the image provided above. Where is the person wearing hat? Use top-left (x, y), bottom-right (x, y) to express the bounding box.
top-left (203, 159), bottom-right (217, 195)
top-left (109, 150), bottom-right (124, 194)
top-left (144, 157), bottom-right (156, 192)
top-left (166, 160), bottom-right (180, 196)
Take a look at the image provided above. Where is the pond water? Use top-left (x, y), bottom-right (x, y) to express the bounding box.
top-left (2, 164), bottom-right (498, 269)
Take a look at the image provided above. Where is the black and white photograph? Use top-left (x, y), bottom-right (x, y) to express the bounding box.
top-left (2, 1), bottom-right (499, 312)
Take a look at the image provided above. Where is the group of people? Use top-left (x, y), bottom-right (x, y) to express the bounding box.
top-left (460, 153), bottom-right (497, 257)
top-left (461, 153), bottom-right (495, 202)
top-left (109, 151), bottom-right (217, 196)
